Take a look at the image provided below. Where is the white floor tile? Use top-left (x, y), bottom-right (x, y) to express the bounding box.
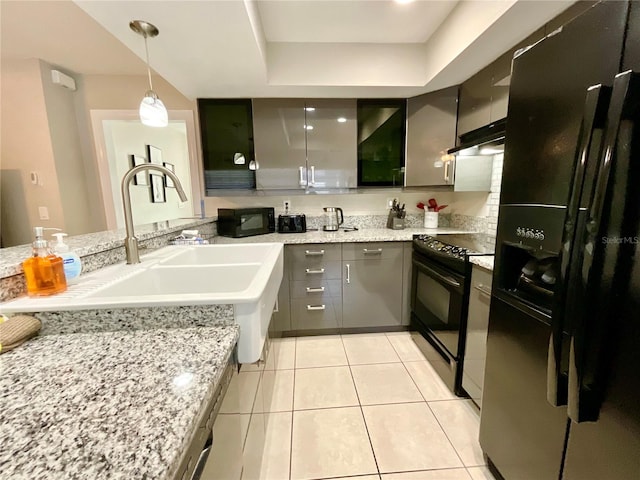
top-left (467, 466), bottom-right (498, 480)
top-left (202, 414), bottom-right (243, 480)
top-left (329, 476), bottom-right (380, 480)
top-left (386, 332), bottom-right (428, 362)
top-left (219, 371), bottom-right (261, 414)
top-left (404, 361), bottom-right (458, 401)
top-left (296, 335), bottom-right (348, 368)
top-left (259, 412), bottom-right (292, 480)
top-left (351, 363), bottom-right (423, 405)
top-left (294, 366), bottom-right (359, 410)
top-left (363, 402), bottom-right (463, 473)
top-left (429, 400), bottom-right (485, 467)
top-left (342, 333), bottom-right (400, 365)
top-left (265, 337), bottom-right (296, 370)
top-left (291, 407), bottom-right (378, 480)
top-left (382, 469), bottom-right (472, 480)
top-left (260, 370), bottom-right (294, 412)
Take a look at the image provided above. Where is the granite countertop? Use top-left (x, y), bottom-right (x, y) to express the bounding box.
top-left (0, 218), bottom-right (213, 279)
top-left (214, 227), bottom-right (474, 245)
top-left (470, 255), bottom-right (495, 271)
top-left (0, 325), bottom-right (239, 480)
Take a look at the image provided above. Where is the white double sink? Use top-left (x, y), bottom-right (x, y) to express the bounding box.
top-left (1, 243), bottom-right (284, 363)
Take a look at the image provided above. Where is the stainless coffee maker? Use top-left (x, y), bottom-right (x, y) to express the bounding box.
top-left (323, 207), bottom-right (344, 231)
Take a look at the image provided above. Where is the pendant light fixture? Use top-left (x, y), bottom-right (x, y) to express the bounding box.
top-left (130, 20), bottom-right (168, 127)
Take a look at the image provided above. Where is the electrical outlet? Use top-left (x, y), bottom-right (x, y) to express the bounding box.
top-left (386, 198), bottom-right (395, 209)
top-left (283, 200), bottom-right (291, 212)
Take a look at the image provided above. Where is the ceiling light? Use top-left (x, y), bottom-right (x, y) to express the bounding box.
top-left (305, 107), bottom-right (315, 112)
top-left (394, 0), bottom-right (415, 4)
top-left (337, 117), bottom-right (347, 123)
top-left (130, 20), bottom-right (168, 128)
top-left (304, 125), bottom-right (314, 130)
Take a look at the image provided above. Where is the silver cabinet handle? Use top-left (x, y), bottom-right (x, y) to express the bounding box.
top-left (310, 165), bottom-right (316, 186)
top-left (306, 286), bottom-right (325, 293)
top-left (305, 249), bottom-right (325, 256)
top-left (444, 160), bottom-right (449, 182)
top-left (474, 283), bottom-right (492, 297)
top-left (307, 305), bottom-right (325, 311)
top-left (299, 166), bottom-right (306, 187)
top-left (346, 263), bottom-right (350, 284)
top-left (305, 268), bottom-right (325, 274)
top-left (363, 248), bottom-right (383, 255)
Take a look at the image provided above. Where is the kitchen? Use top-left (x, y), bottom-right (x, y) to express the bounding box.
top-left (3, 0), bottom-right (637, 479)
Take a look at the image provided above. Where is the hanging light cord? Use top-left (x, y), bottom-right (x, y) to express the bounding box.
top-left (143, 34), bottom-right (153, 91)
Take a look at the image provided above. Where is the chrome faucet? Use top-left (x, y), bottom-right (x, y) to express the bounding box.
top-left (121, 164), bottom-right (188, 264)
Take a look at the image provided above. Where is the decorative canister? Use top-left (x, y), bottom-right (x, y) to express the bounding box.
top-left (424, 211), bottom-right (439, 229)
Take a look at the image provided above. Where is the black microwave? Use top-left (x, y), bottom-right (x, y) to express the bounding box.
top-left (217, 208), bottom-right (275, 238)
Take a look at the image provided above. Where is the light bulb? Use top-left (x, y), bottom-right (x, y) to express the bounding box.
top-left (139, 91), bottom-right (168, 127)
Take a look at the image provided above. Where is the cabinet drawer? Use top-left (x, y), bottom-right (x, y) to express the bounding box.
top-left (291, 298), bottom-right (342, 330)
top-left (290, 260), bottom-right (342, 281)
top-left (342, 242), bottom-right (403, 261)
top-left (289, 244), bottom-right (342, 264)
top-left (291, 280), bottom-right (342, 299)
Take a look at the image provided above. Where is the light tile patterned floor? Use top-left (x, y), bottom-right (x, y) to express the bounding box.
top-left (240, 332), bottom-right (498, 480)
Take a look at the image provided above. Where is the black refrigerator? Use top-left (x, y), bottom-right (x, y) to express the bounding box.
top-left (480, 1), bottom-right (640, 479)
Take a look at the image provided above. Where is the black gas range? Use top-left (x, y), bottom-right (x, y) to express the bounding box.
top-left (413, 233), bottom-right (496, 273)
top-left (410, 233), bottom-right (495, 396)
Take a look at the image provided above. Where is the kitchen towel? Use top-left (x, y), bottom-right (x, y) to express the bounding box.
top-left (0, 314), bottom-right (41, 353)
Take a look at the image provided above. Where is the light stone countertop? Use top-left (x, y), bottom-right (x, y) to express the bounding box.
top-left (0, 325), bottom-right (239, 480)
top-left (0, 218), bottom-right (213, 279)
top-left (470, 255), bottom-right (495, 271)
top-left (214, 227), bottom-right (474, 245)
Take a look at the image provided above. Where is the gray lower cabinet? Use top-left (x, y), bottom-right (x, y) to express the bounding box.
top-left (401, 241), bottom-right (412, 326)
top-left (462, 263), bottom-right (493, 408)
top-left (288, 244), bottom-right (342, 330)
top-left (271, 248), bottom-right (291, 333)
top-left (342, 242), bottom-right (403, 328)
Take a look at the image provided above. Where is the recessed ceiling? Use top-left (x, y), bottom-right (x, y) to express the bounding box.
top-left (0, 0), bottom-right (146, 75)
top-left (257, 0), bottom-right (459, 43)
top-left (2, 0), bottom-right (577, 99)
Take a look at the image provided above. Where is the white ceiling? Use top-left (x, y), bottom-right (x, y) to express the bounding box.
top-left (256, 0), bottom-right (459, 43)
top-left (2, 0), bottom-right (576, 99)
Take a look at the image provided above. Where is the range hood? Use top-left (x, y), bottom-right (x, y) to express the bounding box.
top-left (447, 118), bottom-right (506, 156)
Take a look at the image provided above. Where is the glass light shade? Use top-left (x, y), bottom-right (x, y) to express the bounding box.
top-left (139, 91), bottom-right (168, 127)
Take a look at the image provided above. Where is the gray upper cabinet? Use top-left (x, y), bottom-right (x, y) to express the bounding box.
top-left (342, 242), bottom-right (403, 328)
top-left (252, 98), bottom-right (357, 191)
top-left (457, 66), bottom-right (493, 138)
top-left (253, 98), bottom-right (306, 190)
top-left (305, 99), bottom-right (357, 189)
top-left (405, 87), bottom-right (458, 187)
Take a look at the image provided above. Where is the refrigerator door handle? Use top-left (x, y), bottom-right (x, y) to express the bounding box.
top-left (547, 84), bottom-right (612, 408)
top-left (568, 70), bottom-right (640, 423)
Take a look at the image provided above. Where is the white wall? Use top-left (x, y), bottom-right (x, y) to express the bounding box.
top-left (486, 153), bottom-right (504, 236)
top-left (1, 59), bottom-right (64, 246)
top-left (40, 62), bottom-right (98, 237)
top-left (103, 120), bottom-right (194, 229)
top-left (205, 189), bottom-right (489, 218)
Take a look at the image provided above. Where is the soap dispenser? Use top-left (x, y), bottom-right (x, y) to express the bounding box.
top-left (22, 227), bottom-right (67, 296)
top-left (51, 233), bottom-right (82, 284)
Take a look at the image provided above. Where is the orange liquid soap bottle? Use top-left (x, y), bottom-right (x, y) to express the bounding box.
top-left (22, 227), bottom-right (67, 296)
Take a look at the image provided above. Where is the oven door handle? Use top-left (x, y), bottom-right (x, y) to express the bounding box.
top-left (412, 259), bottom-right (462, 289)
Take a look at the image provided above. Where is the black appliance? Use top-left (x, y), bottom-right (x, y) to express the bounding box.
top-left (410, 233), bottom-right (495, 395)
top-left (216, 207), bottom-right (275, 238)
top-left (480, 2), bottom-right (640, 479)
top-left (277, 214), bottom-right (307, 233)
top-left (447, 118), bottom-right (506, 156)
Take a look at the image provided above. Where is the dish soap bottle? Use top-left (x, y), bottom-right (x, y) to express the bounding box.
top-left (51, 232), bottom-right (82, 284)
top-left (22, 227), bottom-right (67, 296)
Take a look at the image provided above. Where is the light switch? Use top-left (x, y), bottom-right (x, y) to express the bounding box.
top-left (38, 206), bottom-right (49, 220)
